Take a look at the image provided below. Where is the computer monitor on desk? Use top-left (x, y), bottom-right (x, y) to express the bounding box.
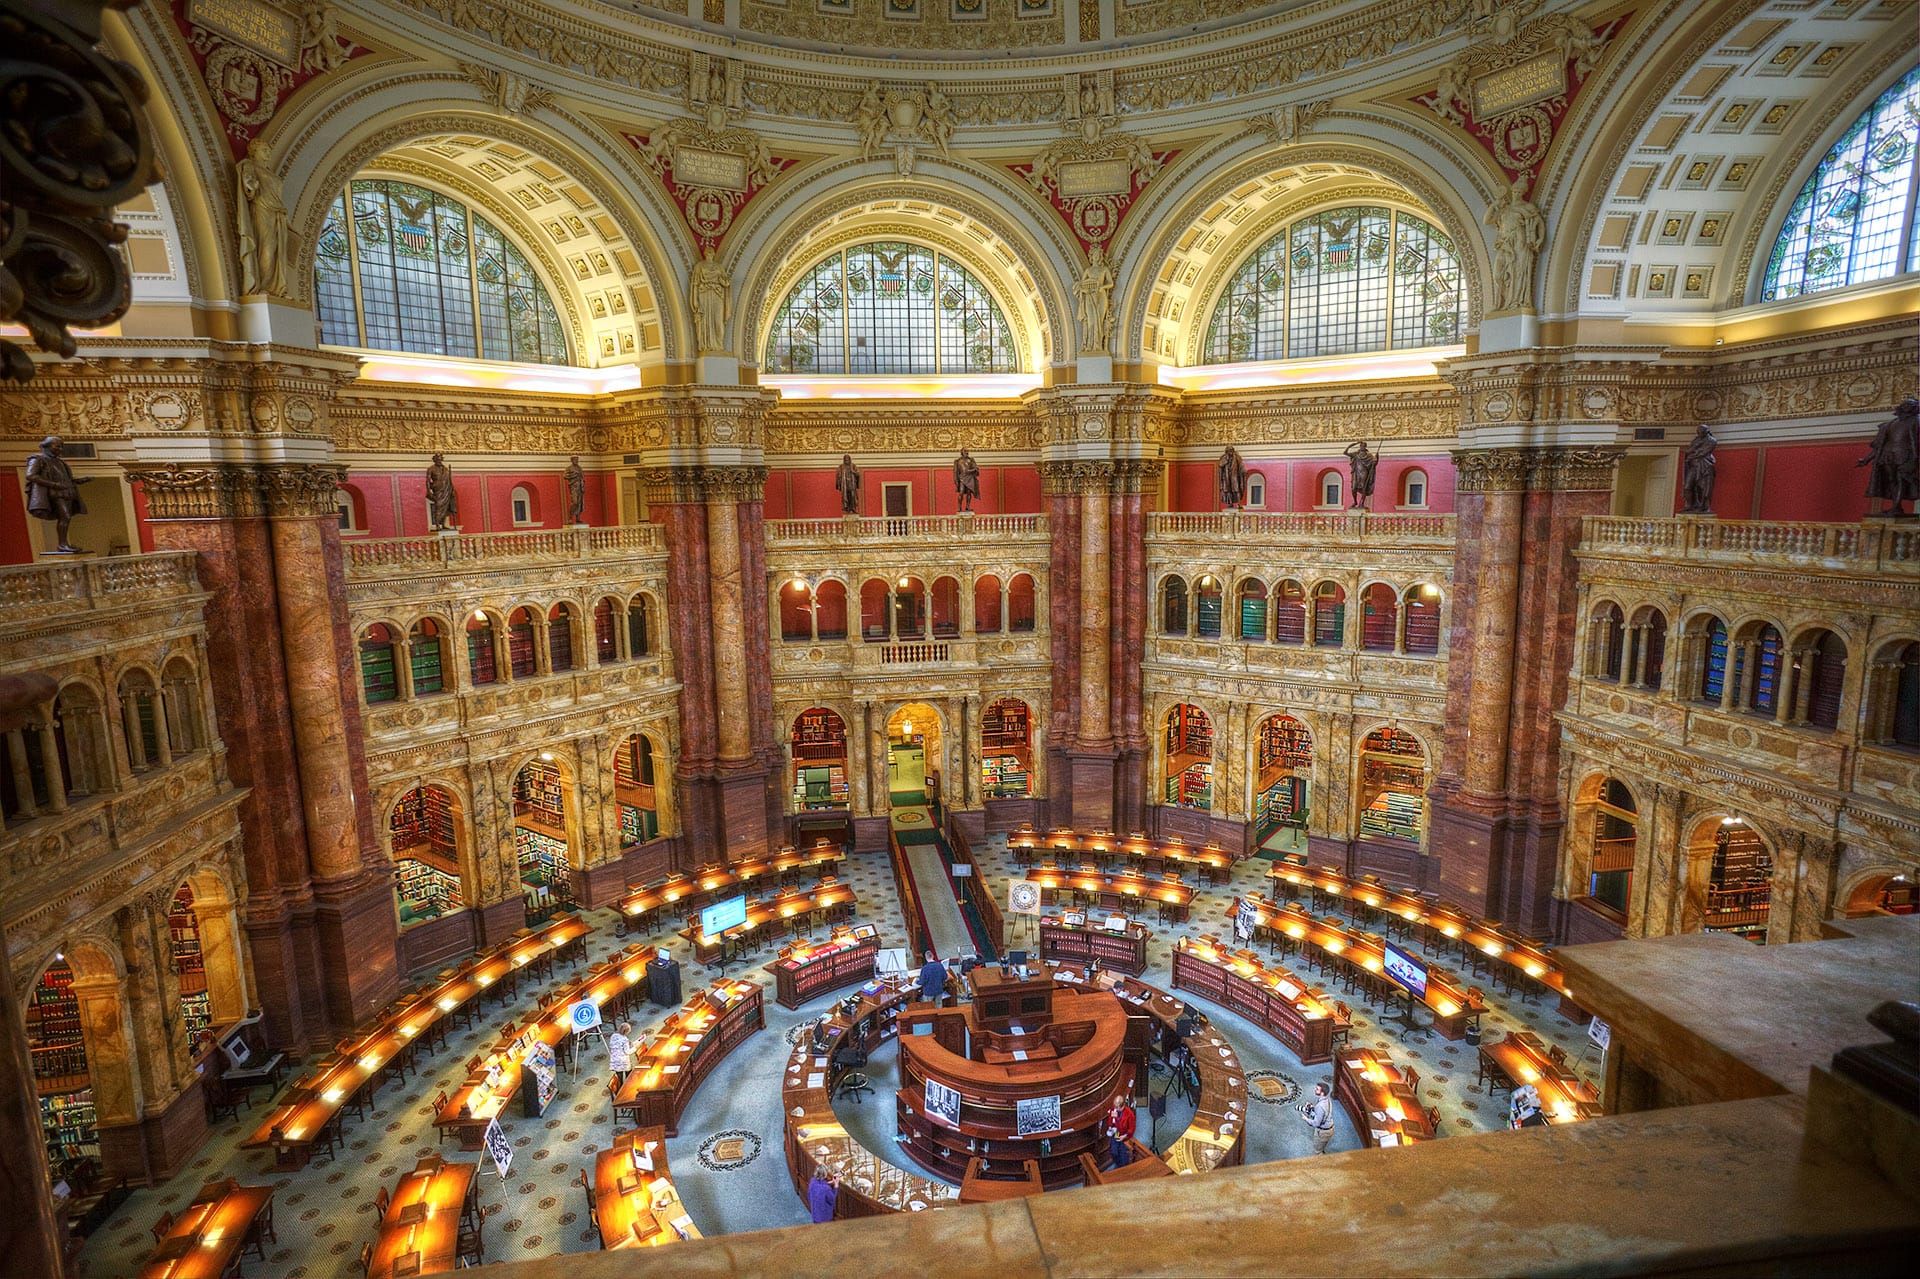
top-left (1381, 941), bottom-right (1431, 1037)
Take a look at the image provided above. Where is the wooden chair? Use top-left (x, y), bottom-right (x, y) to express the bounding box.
top-left (575, 1168), bottom-right (598, 1231)
top-left (1403, 1065), bottom-right (1422, 1096)
top-left (357, 1242), bottom-right (373, 1277)
top-left (466, 1055), bottom-right (484, 1076)
top-left (456, 1207), bottom-right (486, 1266)
top-left (1547, 1042), bottom-right (1568, 1068)
top-left (1330, 1002), bottom-right (1354, 1050)
top-left (1477, 1050), bottom-right (1516, 1096)
top-left (151, 1211), bottom-right (174, 1245)
top-left (375, 1186), bottom-right (392, 1217)
top-left (1425, 1105), bottom-right (1442, 1134)
top-left (312, 1110), bottom-right (346, 1164)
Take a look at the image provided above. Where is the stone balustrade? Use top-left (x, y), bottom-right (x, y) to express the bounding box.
top-left (343, 524), bottom-right (664, 577)
top-left (0, 552), bottom-right (201, 620)
top-left (1149, 510), bottom-right (1455, 545)
top-left (764, 513), bottom-right (1048, 546)
top-left (1582, 515), bottom-right (1920, 573)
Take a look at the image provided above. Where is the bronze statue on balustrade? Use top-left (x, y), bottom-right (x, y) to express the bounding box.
top-left (1217, 446), bottom-right (1247, 508)
top-left (1680, 424), bottom-right (1717, 515)
top-left (1344, 440), bottom-right (1379, 510)
top-left (835, 454), bottom-right (862, 515)
top-left (1858, 397), bottom-right (1920, 518)
top-left (26, 436), bottom-right (92, 553)
top-left (565, 455), bottom-right (586, 524)
top-left (427, 453), bottom-right (459, 531)
top-left (954, 448), bottom-right (980, 512)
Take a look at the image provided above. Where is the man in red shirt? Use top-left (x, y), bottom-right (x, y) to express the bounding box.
top-left (1103, 1094), bottom-right (1137, 1167)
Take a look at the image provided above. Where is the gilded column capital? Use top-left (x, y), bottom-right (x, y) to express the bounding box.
top-left (122, 463), bottom-right (264, 519)
top-left (1533, 446), bottom-right (1622, 492)
top-left (1450, 449), bottom-right (1534, 494)
top-left (638, 463), bottom-right (770, 505)
top-left (258, 463), bottom-right (351, 518)
top-left (1040, 459), bottom-right (1148, 496)
top-left (1451, 446), bottom-right (1622, 493)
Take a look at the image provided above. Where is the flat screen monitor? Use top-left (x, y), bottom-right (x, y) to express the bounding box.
top-left (1007, 950), bottom-right (1029, 966)
top-left (700, 894), bottom-right (747, 937)
top-left (1382, 940), bottom-right (1428, 1001)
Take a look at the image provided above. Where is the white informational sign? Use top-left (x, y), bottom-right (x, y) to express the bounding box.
top-left (569, 1000), bottom-right (602, 1033)
top-left (1234, 898), bottom-right (1259, 944)
top-left (526, 1041), bottom-right (558, 1115)
top-left (1009, 881), bottom-right (1042, 916)
top-left (1587, 1017), bottom-right (1612, 1051)
top-left (951, 863), bottom-right (973, 877)
top-left (1015, 1094), bottom-right (1061, 1137)
top-left (482, 1118), bottom-right (513, 1179)
top-left (876, 947), bottom-right (912, 976)
top-left (924, 1078), bottom-right (962, 1129)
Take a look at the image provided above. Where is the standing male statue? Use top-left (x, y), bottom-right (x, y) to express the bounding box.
top-left (1217, 445), bottom-right (1248, 508)
top-left (564, 455), bottom-right (586, 524)
top-left (25, 436), bottom-right (91, 553)
top-left (1858, 396), bottom-right (1920, 517)
top-left (427, 452), bottom-right (459, 531)
top-left (834, 453), bottom-right (863, 515)
top-left (1344, 441), bottom-right (1379, 510)
top-left (1679, 424), bottom-right (1718, 515)
top-left (953, 447), bottom-right (981, 512)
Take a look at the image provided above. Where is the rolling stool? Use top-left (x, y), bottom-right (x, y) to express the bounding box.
top-left (832, 1069), bottom-right (874, 1104)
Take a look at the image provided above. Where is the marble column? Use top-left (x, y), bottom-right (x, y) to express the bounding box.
top-left (0, 920), bottom-right (62, 1277)
top-left (264, 465), bottom-right (399, 1029)
top-left (964, 694), bottom-right (981, 810)
top-left (706, 495), bottom-right (752, 765)
top-left (851, 701), bottom-right (871, 816)
top-left (126, 463), bottom-right (328, 1048)
top-left (35, 719), bottom-right (66, 813)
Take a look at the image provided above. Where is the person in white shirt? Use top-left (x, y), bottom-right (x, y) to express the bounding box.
top-left (607, 1021), bottom-right (634, 1086)
top-left (1300, 1081), bottom-right (1336, 1154)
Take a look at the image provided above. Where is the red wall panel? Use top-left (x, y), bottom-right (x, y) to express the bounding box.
top-left (1681, 446), bottom-right (1758, 520)
top-left (1, 474), bottom-right (35, 564)
top-left (1754, 440), bottom-right (1874, 523)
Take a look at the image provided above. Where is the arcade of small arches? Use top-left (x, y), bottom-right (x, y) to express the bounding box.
top-left (355, 593), bottom-right (660, 703)
top-left (779, 573), bottom-right (1040, 644)
top-left (1159, 575), bottom-right (1444, 655)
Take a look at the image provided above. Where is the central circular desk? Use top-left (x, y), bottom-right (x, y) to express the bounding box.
top-left (781, 964), bottom-right (1248, 1218)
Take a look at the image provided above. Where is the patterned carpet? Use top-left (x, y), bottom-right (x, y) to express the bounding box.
top-left (76, 832), bottom-right (1600, 1276)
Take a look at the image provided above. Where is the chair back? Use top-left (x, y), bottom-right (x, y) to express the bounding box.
top-left (375, 1185), bottom-right (391, 1215)
top-left (359, 1241), bottom-right (373, 1275)
top-left (1404, 1066), bottom-right (1421, 1094)
top-left (152, 1210), bottom-right (175, 1243)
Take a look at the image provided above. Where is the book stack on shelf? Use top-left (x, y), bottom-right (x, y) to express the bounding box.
top-left (1403, 595), bottom-right (1441, 653)
top-left (792, 710), bottom-right (847, 762)
top-left (513, 763), bottom-right (566, 834)
top-left (392, 788), bottom-right (463, 924)
top-left (168, 888), bottom-right (212, 1043)
top-left (614, 742), bottom-right (661, 843)
top-left (1358, 727), bottom-right (1426, 842)
top-left (1274, 584), bottom-right (1308, 645)
top-left (1254, 718), bottom-right (1314, 836)
top-left (981, 702), bottom-right (1031, 798)
top-left (1705, 829), bottom-right (1772, 938)
top-left (515, 828), bottom-right (575, 911)
top-left (27, 965), bottom-right (96, 1168)
top-left (359, 633), bottom-right (398, 703)
top-left (1359, 788), bottom-right (1423, 841)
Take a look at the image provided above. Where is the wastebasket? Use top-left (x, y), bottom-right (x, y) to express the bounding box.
top-left (647, 954), bottom-right (682, 1007)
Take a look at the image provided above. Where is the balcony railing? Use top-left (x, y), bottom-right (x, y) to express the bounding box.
top-left (1148, 510), bottom-right (1455, 544)
top-left (345, 525), bottom-right (664, 576)
top-left (0, 552), bottom-right (199, 620)
top-left (1581, 516), bottom-right (1920, 571)
top-left (765, 514), bottom-right (1046, 544)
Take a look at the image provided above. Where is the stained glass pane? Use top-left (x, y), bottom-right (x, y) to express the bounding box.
top-left (324, 178), bottom-right (569, 366)
top-left (764, 241), bottom-right (1018, 374)
top-left (313, 192), bottom-right (358, 346)
top-left (1764, 65), bottom-right (1920, 300)
top-left (1202, 205), bottom-right (1459, 365)
top-left (1288, 207), bottom-right (1392, 358)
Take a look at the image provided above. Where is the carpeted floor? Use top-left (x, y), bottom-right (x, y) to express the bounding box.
top-left (894, 807), bottom-right (975, 957)
top-left (78, 834), bottom-right (1601, 1276)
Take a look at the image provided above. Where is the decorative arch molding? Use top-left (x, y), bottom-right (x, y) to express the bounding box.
top-left (276, 92), bottom-right (690, 361)
top-left (1544, 0), bottom-right (1920, 315)
top-left (728, 160), bottom-right (1078, 373)
top-left (1116, 130), bottom-right (1493, 366)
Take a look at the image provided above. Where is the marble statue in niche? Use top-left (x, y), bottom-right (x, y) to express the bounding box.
top-left (235, 139), bottom-right (291, 297)
top-left (1485, 176), bottom-right (1545, 313)
top-left (691, 248), bottom-right (729, 354)
top-left (1076, 244), bottom-right (1115, 354)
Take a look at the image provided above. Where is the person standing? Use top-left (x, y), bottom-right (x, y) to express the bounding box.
top-left (1103, 1095), bottom-right (1137, 1167)
top-left (607, 1020), bottom-right (633, 1088)
top-left (917, 950), bottom-right (947, 1005)
top-left (807, 1168), bottom-right (838, 1223)
top-left (1300, 1081), bottom-right (1336, 1154)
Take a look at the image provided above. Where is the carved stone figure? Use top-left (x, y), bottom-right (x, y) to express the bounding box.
top-left (299, 2), bottom-right (349, 73)
top-left (1858, 397), bottom-right (1920, 516)
top-left (427, 452), bottom-right (458, 531)
top-left (854, 82), bottom-right (887, 158)
top-left (923, 83), bottom-right (955, 156)
top-left (1076, 244), bottom-right (1115, 355)
top-left (25, 436), bottom-right (92, 553)
top-left (564, 455), bottom-right (586, 524)
top-left (1253, 100), bottom-right (1330, 146)
top-left (834, 453), bottom-right (863, 515)
top-left (1217, 445), bottom-right (1248, 508)
top-left (1485, 176), bottom-right (1545, 313)
top-left (1679, 424), bottom-right (1717, 515)
top-left (1344, 441), bottom-right (1379, 510)
top-left (954, 448), bottom-right (981, 512)
top-left (691, 248), bottom-right (729, 353)
top-left (235, 138), bottom-right (291, 297)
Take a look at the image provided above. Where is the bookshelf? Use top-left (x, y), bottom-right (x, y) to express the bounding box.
top-left (513, 762), bottom-right (566, 830)
top-left (791, 709), bottom-right (847, 762)
top-left (359, 635), bottom-right (398, 703)
top-left (168, 886), bottom-right (211, 1043)
top-left (982, 755), bottom-right (1028, 798)
top-left (515, 827), bottom-right (574, 907)
top-left (468, 625), bottom-right (498, 684)
top-left (392, 787), bottom-right (464, 925)
top-left (1165, 705), bottom-right (1212, 758)
top-left (1357, 727), bottom-right (1426, 842)
top-left (1703, 623), bottom-right (1728, 700)
top-left (507, 613), bottom-right (538, 678)
top-left (1275, 583), bottom-right (1307, 645)
top-left (1403, 595), bottom-right (1441, 654)
top-left (1254, 777), bottom-right (1308, 836)
top-left (982, 701), bottom-right (1032, 798)
top-left (410, 625), bottom-right (444, 694)
top-left (27, 962), bottom-right (96, 1170)
top-left (793, 764), bottom-right (849, 810)
top-left (1240, 594), bottom-right (1268, 640)
top-left (1312, 586), bottom-right (1345, 647)
top-left (1705, 827), bottom-right (1771, 941)
top-left (614, 738), bottom-right (661, 842)
top-left (1167, 763), bottom-right (1212, 809)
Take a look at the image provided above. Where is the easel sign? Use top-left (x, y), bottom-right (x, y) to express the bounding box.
top-left (1234, 898), bottom-right (1259, 944)
top-left (569, 1000), bottom-right (602, 1036)
top-left (482, 1118), bottom-right (512, 1180)
top-left (1586, 1017), bottom-right (1612, 1051)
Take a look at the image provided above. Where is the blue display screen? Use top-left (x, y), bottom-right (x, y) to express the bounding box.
top-left (701, 894), bottom-right (748, 936)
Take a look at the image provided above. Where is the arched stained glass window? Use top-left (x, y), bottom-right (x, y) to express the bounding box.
top-left (1202, 205), bottom-right (1461, 364)
top-left (1763, 66), bottom-right (1920, 300)
top-left (315, 179), bottom-right (570, 365)
top-left (764, 241), bottom-right (1019, 374)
